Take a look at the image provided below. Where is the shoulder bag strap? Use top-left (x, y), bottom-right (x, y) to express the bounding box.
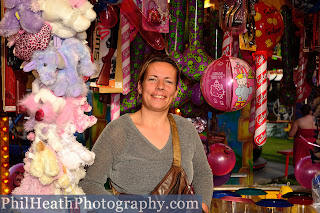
top-left (168, 113), bottom-right (181, 167)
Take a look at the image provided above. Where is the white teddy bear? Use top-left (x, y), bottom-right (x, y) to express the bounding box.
top-left (31, 0), bottom-right (96, 38)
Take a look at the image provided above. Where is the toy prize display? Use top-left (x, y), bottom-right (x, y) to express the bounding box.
top-left (3, 0), bottom-right (320, 207)
top-left (252, 2), bottom-right (284, 146)
top-left (0, 0), bottom-right (98, 194)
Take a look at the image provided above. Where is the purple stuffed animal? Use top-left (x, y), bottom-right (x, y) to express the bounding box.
top-left (23, 38), bottom-right (98, 97)
top-left (0, 0), bottom-right (45, 37)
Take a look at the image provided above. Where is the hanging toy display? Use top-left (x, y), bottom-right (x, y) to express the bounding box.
top-left (206, 9), bottom-right (223, 59)
top-left (168, 0), bottom-right (187, 53)
top-left (201, 8), bottom-right (255, 113)
top-left (295, 28), bottom-right (312, 103)
top-left (120, 33), bottom-right (145, 114)
top-left (219, 0), bottom-right (247, 35)
top-left (201, 56), bottom-right (255, 112)
top-left (168, 0), bottom-right (190, 109)
top-left (0, 0), bottom-right (45, 37)
top-left (253, 1), bottom-right (284, 146)
top-left (181, 0), bottom-right (212, 82)
top-left (306, 51), bottom-right (320, 93)
top-left (143, 0), bottom-right (170, 32)
top-left (118, 0), bottom-right (165, 50)
top-left (99, 4), bottom-right (119, 29)
top-left (279, 4), bottom-right (297, 107)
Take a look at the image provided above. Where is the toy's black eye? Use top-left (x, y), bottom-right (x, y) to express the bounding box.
top-left (44, 63), bottom-right (47, 67)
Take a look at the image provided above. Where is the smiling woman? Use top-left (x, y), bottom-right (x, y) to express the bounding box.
top-left (79, 54), bottom-right (213, 213)
top-left (137, 61), bottom-right (179, 114)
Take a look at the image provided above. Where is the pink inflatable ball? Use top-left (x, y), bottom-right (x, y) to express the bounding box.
top-left (208, 143), bottom-right (236, 176)
top-left (8, 163), bottom-right (25, 192)
top-left (201, 56), bottom-right (255, 112)
top-left (295, 156), bottom-right (320, 189)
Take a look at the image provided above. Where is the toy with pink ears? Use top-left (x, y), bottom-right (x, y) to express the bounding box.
top-left (0, 0), bottom-right (99, 195)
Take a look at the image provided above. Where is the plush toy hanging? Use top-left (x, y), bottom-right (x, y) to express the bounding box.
top-left (0, 0), bottom-right (45, 37)
top-left (23, 38), bottom-right (98, 97)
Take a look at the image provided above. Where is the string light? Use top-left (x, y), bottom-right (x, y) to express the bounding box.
top-left (3, 187), bottom-right (10, 194)
top-left (1, 115), bottom-right (9, 195)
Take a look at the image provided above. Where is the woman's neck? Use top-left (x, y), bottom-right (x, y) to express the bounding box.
top-left (132, 109), bottom-right (169, 128)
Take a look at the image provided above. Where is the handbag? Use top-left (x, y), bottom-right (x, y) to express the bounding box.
top-left (112, 113), bottom-right (194, 195)
top-left (150, 113), bottom-right (194, 195)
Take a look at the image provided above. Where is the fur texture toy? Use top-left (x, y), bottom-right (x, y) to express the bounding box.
top-left (56, 136), bottom-right (95, 170)
top-left (12, 141), bottom-right (75, 195)
top-left (68, 0), bottom-right (96, 21)
top-left (0, 0), bottom-right (45, 37)
top-left (19, 86), bottom-right (97, 134)
top-left (19, 87), bottom-right (67, 131)
top-left (28, 141), bottom-right (61, 185)
top-left (23, 38), bottom-right (98, 97)
top-left (32, 0), bottom-right (96, 38)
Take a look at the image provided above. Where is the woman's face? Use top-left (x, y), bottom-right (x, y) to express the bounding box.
top-left (138, 62), bottom-right (178, 112)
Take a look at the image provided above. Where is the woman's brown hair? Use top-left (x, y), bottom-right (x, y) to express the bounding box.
top-left (138, 55), bottom-right (181, 86)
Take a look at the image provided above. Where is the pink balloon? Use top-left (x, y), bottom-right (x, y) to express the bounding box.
top-left (213, 172), bottom-right (232, 187)
top-left (295, 156), bottom-right (320, 189)
top-left (207, 143), bottom-right (236, 176)
top-left (201, 56), bottom-right (255, 112)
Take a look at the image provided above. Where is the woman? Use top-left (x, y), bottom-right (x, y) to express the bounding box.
top-left (79, 55), bottom-right (213, 212)
top-left (288, 104), bottom-right (317, 166)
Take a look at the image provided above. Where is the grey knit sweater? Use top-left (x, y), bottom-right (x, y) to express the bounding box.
top-left (79, 113), bottom-right (213, 207)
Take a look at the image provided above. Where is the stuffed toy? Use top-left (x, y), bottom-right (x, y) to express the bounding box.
top-left (32, 0), bottom-right (96, 38)
top-left (60, 167), bottom-right (86, 195)
top-left (57, 136), bottom-right (95, 170)
top-left (20, 86), bottom-right (97, 135)
top-left (19, 87), bottom-right (67, 131)
top-left (12, 172), bottom-right (56, 195)
top-left (23, 38), bottom-right (97, 97)
top-left (12, 141), bottom-right (73, 195)
top-left (67, 96), bottom-right (97, 133)
top-left (8, 23), bottom-right (51, 61)
top-left (0, 0), bottom-right (45, 37)
top-left (68, 0), bottom-right (96, 21)
top-left (28, 140), bottom-right (61, 185)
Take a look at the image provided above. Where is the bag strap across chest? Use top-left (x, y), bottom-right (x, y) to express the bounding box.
top-left (167, 113), bottom-right (181, 167)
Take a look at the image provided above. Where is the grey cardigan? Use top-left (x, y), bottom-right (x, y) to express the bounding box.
top-left (79, 113), bottom-right (213, 207)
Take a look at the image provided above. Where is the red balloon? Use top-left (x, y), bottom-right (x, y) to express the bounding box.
top-left (295, 156), bottom-right (320, 189)
top-left (254, 2), bottom-right (284, 51)
top-left (99, 5), bottom-right (118, 29)
top-left (207, 143), bottom-right (236, 176)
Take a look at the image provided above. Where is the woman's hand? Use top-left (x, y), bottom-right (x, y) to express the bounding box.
top-left (202, 203), bottom-right (209, 213)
